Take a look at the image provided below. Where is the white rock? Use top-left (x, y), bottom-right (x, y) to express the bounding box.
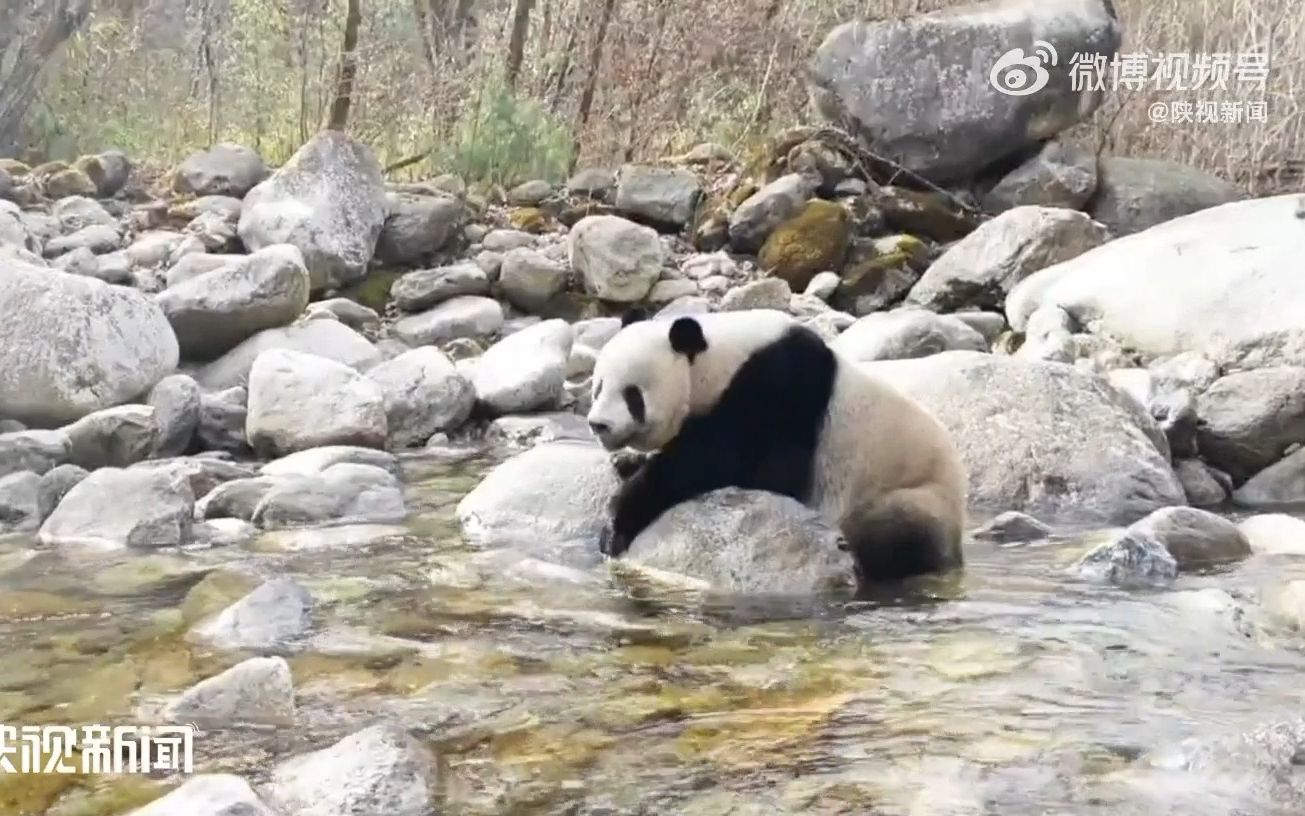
top-left (391, 261), bottom-right (490, 312)
top-left (569, 215), bottom-right (663, 302)
top-left (261, 445), bottom-right (399, 478)
top-left (472, 319), bottom-right (574, 414)
top-left (187, 577), bottom-right (313, 652)
top-left (239, 132), bottom-right (387, 291)
top-left (162, 656), bottom-right (294, 725)
top-left (195, 320), bottom-right (381, 391)
top-left (499, 247), bottom-right (568, 313)
top-left (252, 463), bottom-right (406, 529)
top-left (63, 404), bottom-right (158, 469)
top-left (366, 348), bottom-right (475, 448)
top-left (246, 349), bottom-right (388, 457)
top-left (261, 723), bottom-right (435, 816)
top-left (0, 263), bottom-right (179, 426)
top-left (155, 244), bottom-right (311, 360)
top-left (832, 308), bottom-right (988, 361)
top-left (126, 774), bottom-right (274, 816)
top-left (38, 467), bottom-right (195, 550)
top-left (1238, 514), bottom-right (1305, 556)
top-left (393, 296), bottom-right (504, 347)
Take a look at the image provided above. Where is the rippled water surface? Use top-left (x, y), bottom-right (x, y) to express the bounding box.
top-left (3, 451), bottom-right (1305, 815)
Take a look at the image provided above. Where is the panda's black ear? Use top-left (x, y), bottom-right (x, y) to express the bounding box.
top-left (620, 308), bottom-right (648, 327)
top-left (668, 317), bottom-right (708, 360)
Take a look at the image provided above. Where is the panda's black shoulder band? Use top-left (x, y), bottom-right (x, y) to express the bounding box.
top-left (620, 308), bottom-right (649, 327)
top-left (668, 317), bottom-right (708, 360)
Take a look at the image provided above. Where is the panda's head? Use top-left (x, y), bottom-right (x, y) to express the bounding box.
top-left (586, 309), bottom-right (708, 452)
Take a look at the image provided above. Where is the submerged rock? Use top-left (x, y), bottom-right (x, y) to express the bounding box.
top-left (623, 488), bottom-right (855, 594)
top-left (1120, 506), bottom-right (1252, 570)
top-left (251, 463), bottom-right (406, 529)
top-left (162, 656), bottom-right (295, 725)
top-left (261, 723), bottom-right (436, 816)
top-left (1074, 531), bottom-right (1178, 588)
top-left (127, 773), bottom-right (274, 816)
top-left (188, 577), bottom-right (314, 652)
top-left (970, 511), bottom-right (1053, 544)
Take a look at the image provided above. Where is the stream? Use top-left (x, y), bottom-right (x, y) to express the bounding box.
top-left (2, 450), bottom-right (1304, 815)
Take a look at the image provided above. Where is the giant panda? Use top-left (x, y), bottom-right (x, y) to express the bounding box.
top-left (585, 308), bottom-right (967, 583)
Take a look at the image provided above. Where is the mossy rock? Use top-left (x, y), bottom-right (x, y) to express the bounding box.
top-left (340, 268), bottom-right (406, 314)
top-left (758, 199), bottom-right (852, 290)
top-left (0, 159), bottom-right (31, 177)
top-left (875, 186), bottom-right (982, 242)
top-left (508, 206), bottom-right (549, 233)
top-left (43, 168), bottom-right (97, 200)
top-left (832, 235), bottom-right (927, 316)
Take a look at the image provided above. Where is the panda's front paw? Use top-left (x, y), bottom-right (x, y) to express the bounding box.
top-left (598, 522), bottom-right (631, 558)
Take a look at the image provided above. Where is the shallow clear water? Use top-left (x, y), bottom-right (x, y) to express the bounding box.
top-left (3, 451), bottom-right (1305, 815)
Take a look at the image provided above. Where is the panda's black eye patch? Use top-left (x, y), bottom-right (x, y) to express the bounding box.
top-left (622, 386), bottom-right (645, 423)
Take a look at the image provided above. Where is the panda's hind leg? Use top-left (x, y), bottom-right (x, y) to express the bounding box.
top-left (841, 487), bottom-right (963, 583)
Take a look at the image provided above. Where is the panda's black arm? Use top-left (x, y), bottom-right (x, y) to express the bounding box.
top-left (602, 416), bottom-right (748, 556)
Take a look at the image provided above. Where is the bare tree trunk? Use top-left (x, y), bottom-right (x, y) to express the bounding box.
top-left (546, 3), bottom-right (583, 114)
top-left (572, 0), bottom-right (617, 167)
top-left (0, 0), bottom-right (92, 155)
top-left (622, 0), bottom-right (669, 161)
top-left (326, 0), bottom-right (363, 131)
top-left (504, 0), bottom-right (534, 92)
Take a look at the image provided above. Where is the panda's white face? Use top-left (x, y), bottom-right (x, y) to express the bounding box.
top-left (586, 321), bottom-right (692, 452)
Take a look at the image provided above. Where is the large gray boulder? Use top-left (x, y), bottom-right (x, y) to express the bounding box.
top-left (0, 263), bottom-right (179, 426)
top-left (624, 488), bottom-right (856, 594)
top-left (245, 349), bottom-right (388, 456)
top-left (808, 0), bottom-right (1121, 183)
top-left (238, 131), bottom-right (388, 292)
top-left (907, 206), bottom-right (1110, 312)
top-left (569, 215), bottom-right (663, 303)
top-left (981, 140), bottom-right (1098, 213)
top-left (174, 143), bottom-right (269, 197)
top-left (195, 320), bottom-right (380, 391)
top-left (1007, 194), bottom-right (1305, 370)
top-left (1195, 367), bottom-right (1305, 484)
top-left (38, 466), bottom-right (195, 550)
top-left (1089, 156), bottom-right (1241, 237)
top-left (366, 347), bottom-right (474, 448)
top-left (375, 193), bottom-right (463, 266)
top-left (614, 164), bottom-right (703, 227)
top-left (456, 441), bottom-right (619, 568)
top-left (864, 351), bottom-right (1185, 525)
top-left (155, 244), bottom-right (311, 361)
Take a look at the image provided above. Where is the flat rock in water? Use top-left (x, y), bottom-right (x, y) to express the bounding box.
top-left (195, 320), bottom-right (381, 391)
top-left (623, 488), bottom-right (856, 594)
top-left (1073, 531), bottom-right (1178, 588)
top-left (187, 577), bottom-right (314, 652)
top-left (238, 131), bottom-right (388, 292)
top-left (485, 412), bottom-right (592, 450)
top-left (251, 463), bottom-right (406, 529)
top-left (162, 655), bottom-right (295, 725)
top-left (155, 244), bottom-right (311, 361)
top-left (808, 0), bottom-right (1119, 183)
top-left (865, 351), bottom-right (1185, 525)
top-left (261, 445), bottom-right (399, 478)
top-left (970, 511), bottom-right (1053, 543)
top-left (472, 319), bottom-right (573, 414)
top-left (456, 441), bottom-right (619, 568)
top-left (0, 262), bottom-right (178, 426)
top-left (38, 467), bottom-right (195, 550)
top-left (1238, 514), bottom-right (1305, 556)
top-left (1119, 506), bottom-right (1251, 570)
top-left (1007, 194), bottom-right (1305, 370)
top-left (126, 773), bottom-right (274, 816)
top-left (196, 477), bottom-right (280, 522)
top-left (246, 349), bottom-right (388, 456)
top-left (260, 723), bottom-right (436, 816)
